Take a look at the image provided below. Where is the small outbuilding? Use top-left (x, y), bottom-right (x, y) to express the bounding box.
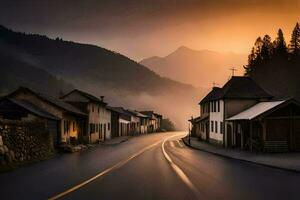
top-left (227, 99), bottom-right (300, 152)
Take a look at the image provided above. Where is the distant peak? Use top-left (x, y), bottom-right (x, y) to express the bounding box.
top-left (176, 45), bottom-right (191, 52)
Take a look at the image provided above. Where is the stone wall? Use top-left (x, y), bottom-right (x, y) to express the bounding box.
top-left (0, 121), bottom-right (54, 170)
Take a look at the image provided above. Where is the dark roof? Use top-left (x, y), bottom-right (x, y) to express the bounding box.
top-left (2, 98), bottom-right (60, 120)
top-left (8, 87), bottom-right (87, 117)
top-left (108, 107), bottom-right (132, 121)
top-left (200, 87), bottom-right (223, 104)
top-left (200, 76), bottom-right (272, 104)
top-left (61, 89), bottom-right (107, 105)
top-left (126, 109), bottom-right (149, 118)
top-left (140, 111), bottom-right (155, 119)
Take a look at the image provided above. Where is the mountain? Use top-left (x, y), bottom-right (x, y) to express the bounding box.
top-left (0, 53), bottom-right (73, 97)
top-left (140, 46), bottom-right (247, 87)
top-left (0, 25), bottom-right (204, 128)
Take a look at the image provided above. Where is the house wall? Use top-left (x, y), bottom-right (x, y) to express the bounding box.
top-left (119, 118), bottom-right (130, 136)
top-left (11, 91), bottom-right (82, 144)
top-left (209, 100), bottom-right (224, 144)
top-left (111, 111), bottom-right (120, 138)
top-left (140, 118), bottom-right (149, 134)
top-left (99, 107), bottom-right (111, 140)
top-left (60, 114), bottom-right (79, 144)
top-left (87, 102), bottom-right (100, 143)
top-left (224, 99), bottom-right (257, 147)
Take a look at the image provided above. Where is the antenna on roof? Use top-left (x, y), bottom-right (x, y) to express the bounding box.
top-left (229, 67), bottom-right (238, 77)
top-left (212, 82), bottom-right (219, 87)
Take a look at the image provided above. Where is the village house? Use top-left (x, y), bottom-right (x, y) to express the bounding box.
top-left (140, 111), bottom-right (162, 133)
top-left (192, 76), bottom-right (300, 152)
top-left (192, 77), bottom-right (271, 145)
top-left (108, 107), bottom-right (131, 137)
top-left (5, 87), bottom-right (87, 146)
top-left (128, 110), bottom-right (149, 134)
top-left (61, 89), bottom-right (111, 143)
top-left (0, 97), bottom-right (60, 147)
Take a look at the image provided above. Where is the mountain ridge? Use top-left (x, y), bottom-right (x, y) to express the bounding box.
top-left (0, 25), bottom-right (202, 128)
top-left (140, 46), bottom-right (247, 87)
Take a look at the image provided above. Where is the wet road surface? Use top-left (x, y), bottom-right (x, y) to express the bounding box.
top-left (1, 132), bottom-right (300, 200)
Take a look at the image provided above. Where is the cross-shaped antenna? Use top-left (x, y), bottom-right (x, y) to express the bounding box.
top-left (230, 67), bottom-right (238, 77)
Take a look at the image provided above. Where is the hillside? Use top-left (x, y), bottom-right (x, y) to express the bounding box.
top-left (140, 46), bottom-right (246, 87)
top-left (0, 25), bottom-right (203, 128)
top-left (0, 53), bottom-right (73, 96)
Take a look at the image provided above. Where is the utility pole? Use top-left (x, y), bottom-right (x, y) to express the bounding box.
top-left (229, 67), bottom-right (238, 77)
top-left (189, 116), bottom-right (193, 145)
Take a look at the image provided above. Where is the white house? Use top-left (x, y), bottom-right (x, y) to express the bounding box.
top-left (192, 76), bottom-right (272, 146)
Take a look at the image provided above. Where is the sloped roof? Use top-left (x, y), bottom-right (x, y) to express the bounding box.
top-left (200, 87), bottom-right (223, 104)
top-left (8, 98), bottom-right (60, 120)
top-left (8, 87), bottom-right (87, 116)
top-left (200, 76), bottom-right (272, 104)
top-left (227, 100), bottom-right (286, 120)
top-left (126, 109), bottom-right (149, 118)
top-left (61, 89), bottom-right (107, 105)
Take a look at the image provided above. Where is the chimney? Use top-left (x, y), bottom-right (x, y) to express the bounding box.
top-left (100, 96), bottom-right (104, 102)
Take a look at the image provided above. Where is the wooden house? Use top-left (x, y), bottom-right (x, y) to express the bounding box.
top-left (227, 99), bottom-right (300, 152)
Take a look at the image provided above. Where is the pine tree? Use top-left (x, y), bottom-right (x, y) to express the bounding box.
top-left (244, 37), bottom-right (263, 75)
top-left (244, 47), bottom-right (256, 75)
top-left (289, 22), bottom-right (300, 55)
top-left (261, 35), bottom-right (273, 61)
top-left (273, 29), bottom-right (287, 56)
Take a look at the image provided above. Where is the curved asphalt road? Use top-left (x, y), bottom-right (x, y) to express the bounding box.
top-left (1, 132), bottom-right (300, 200)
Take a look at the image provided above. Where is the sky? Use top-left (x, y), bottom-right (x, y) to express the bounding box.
top-left (0, 0), bottom-right (299, 60)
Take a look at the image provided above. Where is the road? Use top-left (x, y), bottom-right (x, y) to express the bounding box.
top-left (0, 132), bottom-right (300, 200)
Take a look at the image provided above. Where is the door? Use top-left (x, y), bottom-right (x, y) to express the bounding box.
top-left (47, 120), bottom-right (59, 147)
top-left (205, 122), bottom-right (209, 141)
top-left (293, 119), bottom-right (300, 151)
top-left (227, 124), bottom-right (232, 147)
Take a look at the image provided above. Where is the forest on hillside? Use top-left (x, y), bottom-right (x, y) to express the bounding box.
top-left (244, 23), bottom-right (300, 99)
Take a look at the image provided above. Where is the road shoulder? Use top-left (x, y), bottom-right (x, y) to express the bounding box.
top-left (182, 137), bottom-right (300, 173)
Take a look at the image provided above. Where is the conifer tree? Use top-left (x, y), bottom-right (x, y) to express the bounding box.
top-left (261, 35), bottom-right (273, 61)
top-left (289, 22), bottom-right (300, 55)
top-left (273, 29), bottom-right (287, 56)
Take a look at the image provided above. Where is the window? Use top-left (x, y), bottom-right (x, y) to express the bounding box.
top-left (92, 106), bottom-right (94, 112)
top-left (98, 107), bottom-right (100, 113)
top-left (90, 123), bottom-right (95, 133)
top-left (64, 121), bottom-right (67, 134)
top-left (108, 123), bottom-right (111, 131)
top-left (96, 124), bottom-right (99, 132)
top-left (211, 121), bottom-right (214, 132)
top-left (100, 124), bottom-right (103, 134)
top-left (73, 121), bottom-right (75, 131)
top-left (217, 101), bottom-right (220, 112)
top-left (214, 101), bottom-right (216, 112)
top-left (220, 122), bottom-right (224, 134)
top-left (210, 102), bottom-right (213, 112)
top-left (215, 121), bottom-right (218, 133)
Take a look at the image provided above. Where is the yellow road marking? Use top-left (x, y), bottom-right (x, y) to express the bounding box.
top-left (162, 134), bottom-right (200, 198)
top-left (48, 139), bottom-right (163, 200)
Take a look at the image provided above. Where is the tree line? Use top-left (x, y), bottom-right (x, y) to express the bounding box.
top-left (244, 22), bottom-right (300, 75)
